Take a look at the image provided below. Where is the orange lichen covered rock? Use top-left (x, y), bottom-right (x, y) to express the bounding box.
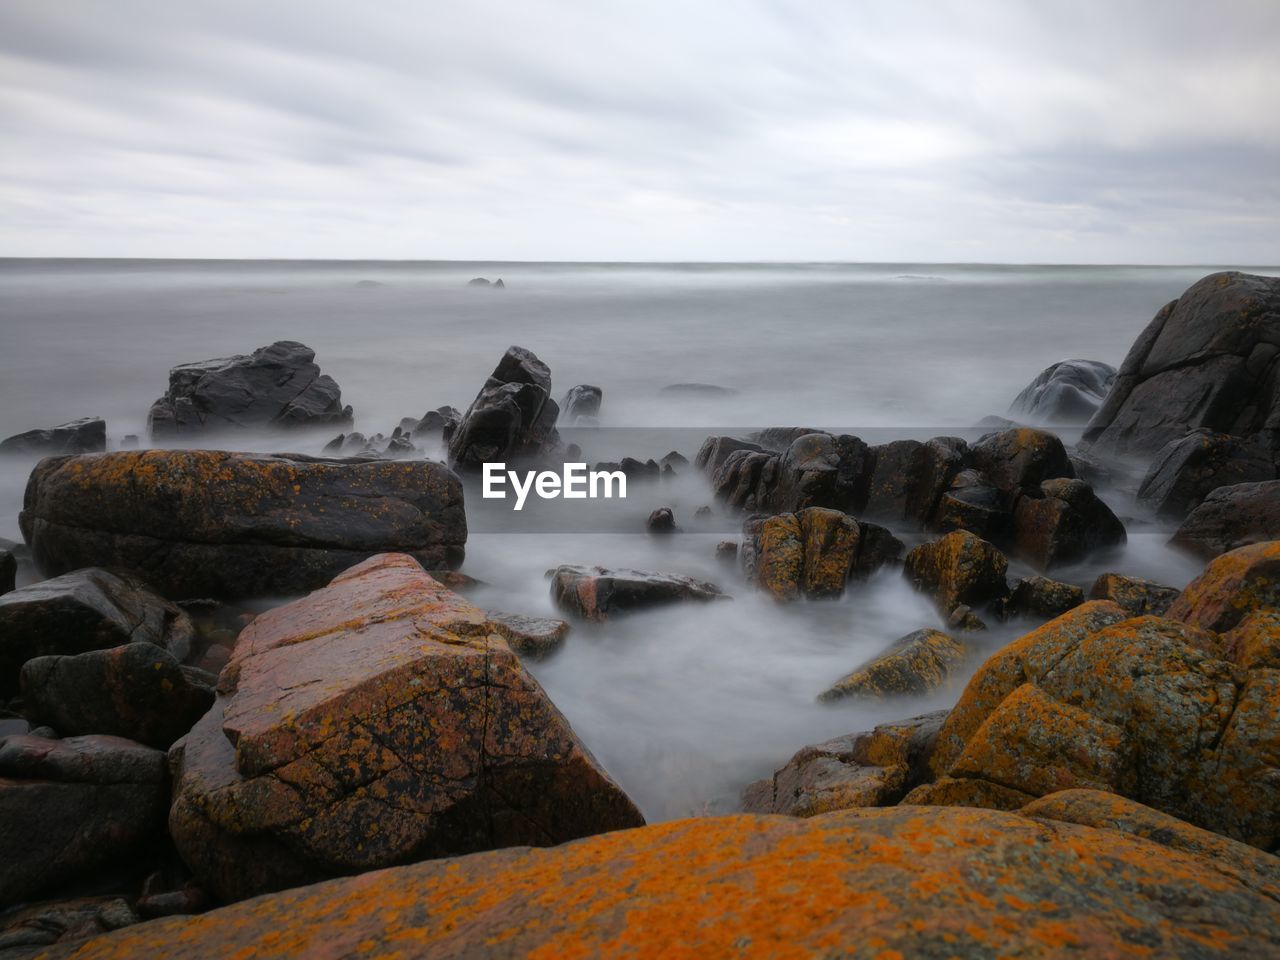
top-left (1088, 571), bottom-right (1180, 616)
top-left (43, 805), bottom-right (1280, 959)
top-left (756, 513), bottom-right (803, 601)
top-left (1166, 539), bottom-right (1280, 631)
top-left (168, 553), bottom-right (642, 903)
top-left (901, 776), bottom-right (1034, 811)
top-left (903, 529), bottom-right (1008, 615)
top-left (742, 508), bottom-right (903, 601)
top-left (818, 629), bottom-right (966, 701)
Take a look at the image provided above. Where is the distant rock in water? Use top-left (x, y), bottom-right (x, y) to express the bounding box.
top-left (354, 279), bottom-right (384, 287)
top-left (147, 340), bottom-right (352, 440)
top-left (561, 384), bottom-right (603, 423)
top-left (1008, 359), bottom-right (1116, 425)
top-left (660, 383), bottom-right (737, 396)
top-left (0, 417), bottom-right (105, 456)
top-left (448, 346), bottom-right (561, 468)
top-left (467, 277), bottom-right (504, 287)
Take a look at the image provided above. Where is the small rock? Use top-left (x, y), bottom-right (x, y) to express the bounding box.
top-left (485, 611), bottom-right (570, 660)
top-left (550, 565), bottom-right (725, 622)
top-left (646, 507), bottom-right (679, 534)
top-left (903, 530), bottom-right (1009, 614)
top-left (819, 629), bottom-right (967, 702)
top-left (561, 385), bottom-right (603, 423)
top-left (1008, 576), bottom-right (1085, 619)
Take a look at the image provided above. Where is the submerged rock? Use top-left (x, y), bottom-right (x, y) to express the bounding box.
top-left (1008, 359), bottom-right (1116, 425)
top-left (550, 565), bottom-right (725, 621)
top-left (1171, 479), bottom-right (1280, 559)
top-left (19, 450), bottom-right (466, 600)
top-left (0, 417), bottom-right (106, 457)
top-left (448, 346), bottom-right (561, 468)
top-left (818, 629), bottom-right (967, 702)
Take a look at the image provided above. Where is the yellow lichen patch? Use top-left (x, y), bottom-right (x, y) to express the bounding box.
top-left (1168, 540), bottom-right (1280, 632)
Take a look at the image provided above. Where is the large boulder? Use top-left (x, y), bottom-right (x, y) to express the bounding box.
top-left (970, 427), bottom-right (1074, 493)
top-left (0, 734), bottom-right (168, 905)
top-left (0, 417), bottom-right (106, 457)
top-left (19, 450), bottom-right (466, 600)
top-left (902, 530), bottom-right (1009, 616)
top-left (1008, 359), bottom-right (1116, 425)
top-left (168, 554), bottom-right (643, 903)
top-left (41, 804), bottom-right (1280, 959)
top-left (550, 565), bottom-right (725, 621)
top-left (0, 567), bottom-right (194, 697)
top-left (818, 629), bottom-right (967, 702)
top-left (447, 346), bottom-right (561, 468)
top-left (863, 438), bottom-right (966, 525)
top-left (148, 341), bottom-right (352, 440)
top-left (1166, 540), bottom-right (1280, 632)
top-left (1011, 477), bottom-right (1127, 570)
top-left (1084, 271), bottom-right (1280, 459)
top-left (1137, 430), bottom-right (1275, 518)
top-left (1171, 479), bottom-right (1280, 559)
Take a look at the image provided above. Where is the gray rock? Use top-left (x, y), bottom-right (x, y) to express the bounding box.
top-left (448, 346), bottom-right (561, 468)
top-left (1171, 479), bottom-right (1280, 559)
top-left (1137, 430), bottom-right (1275, 518)
top-left (1009, 359), bottom-right (1116, 425)
top-left (0, 417), bottom-right (105, 456)
top-left (560, 385), bottom-right (603, 423)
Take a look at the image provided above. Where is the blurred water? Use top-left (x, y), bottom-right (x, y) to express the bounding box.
top-left (0, 259), bottom-right (1253, 819)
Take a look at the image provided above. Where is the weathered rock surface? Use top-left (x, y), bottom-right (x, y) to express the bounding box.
top-left (1007, 575), bottom-right (1084, 619)
top-left (1008, 359), bottom-right (1116, 425)
top-left (819, 629), bottom-right (966, 702)
top-left (550, 565), bottom-right (724, 621)
top-left (560, 384), bottom-right (602, 423)
top-left (863, 437), bottom-right (965, 524)
top-left (0, 417), bottom-right (106, 457)
top-left (484, 611), bottom-right (569, 660)
top-left (1087, 572), bottom-right (1179, 616)
top-left (21, 643), bottom-right (215, 749)
top-left (447, 346), bottom-right (561, 468)
top-left (1166, 540), bottom-right (1280, 632)
top-left (970, 427), bottom-right (1073, 493)
top-left (1171, 479), bottom-right (1280, 559)
top-left (0, 568), bottom-right (193, 697)
top-left (20, 450), bottom-right (466, 600)
top-left (148, 341), bottom-right (351, 439)
top-left (0, 896), bottom-right (141, 955)
top-left (0, 734), bottom-right (168, 906)
top-left (903, 530), bottom-right (1009, 615)
top-left (168, 554), bottom-right (643, 903)
top-left (741, 508), bottom-right (901, 602)
top-left (1084, 271), bottom-right (1280, 459)
top-left (1011, 477), bottom-right (1127, 570)
top-left (1137, 430), bottom-right (1275, 518)
top-left (40, 804), bottom-right (1280, 959)
top-left (645, 507), bottom-right (679, 534)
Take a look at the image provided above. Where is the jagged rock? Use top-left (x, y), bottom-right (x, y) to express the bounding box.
top-left (931, 482), bottom-right (1009, 542)
top-left (1171, 479), bottom-right (1280, 559)
top-left (1008, 576), bottom-right (1084, 619)
top-left (20, 643), bottom-right (215, 749)
top-left (549, 565), bottom-right (725, 622)
top-left (1009, 359), bottom-right (1116, 425)
top-left (147, 341), bottom-right (351, 439)
top-left (818, 629), bottom-right (966, 702)
top-left (0, 417), bottom-right (106, 457)
top-left (19, 450), bottom-right (465, 600)
top-left (660, 450), bottom-right (689, 470)
top-left (1087, 572), bottom-right (1180, 616)
top-left (1012, 478), bottom-right (1126, 570)
top-left (1085, 272), bottom-right (1280, 459)
top-left (694, 436), bottom-right (765, 473)
top-left (864, 438), bottom-right (966, 525)
top-left (412, 406), bottom-right (461, 440)
top-left (560, 385), bottom-right (603, 423)
top-left (168, 554), bottom-right (643, 903)
top-left (903, 530), bottom-right (1009, 615)
top-left (0, 568), bottom-right (194, 697)
top-left (1166, 540), bottom-right (1280, 632)
top-left (970, 427), bottom-right (1074, 493)
top-left (646, 507), bottom-right (679, 534)
top-left (447, 346), bottom-right (561, 467)
top-left (484, 611), bottom-right (569, 660)
top-left (1137, 430), bottom-right (1274, 518)
top-left (769, 433), bottom-right (874, 515)
top-left (742, 509), bottom-right (901, 602)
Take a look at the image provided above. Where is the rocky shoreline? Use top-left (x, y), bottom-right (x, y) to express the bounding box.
top-left (0, 270), bottom-right (1278, 956)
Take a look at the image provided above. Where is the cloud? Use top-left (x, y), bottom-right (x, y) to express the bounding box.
top-left (0, 0), bottom-right (1277, 261)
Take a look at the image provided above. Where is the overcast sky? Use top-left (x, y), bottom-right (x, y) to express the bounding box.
top-left (1, 0), bottom-right (1277, 262)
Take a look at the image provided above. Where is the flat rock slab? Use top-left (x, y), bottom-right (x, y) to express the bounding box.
top-left (550, 564), bottom-right (726, 621)
top-left (20, 450), bottom-right (466, 600)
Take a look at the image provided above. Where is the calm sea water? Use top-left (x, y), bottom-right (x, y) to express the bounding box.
top-left (0, 259), bottom-right (1270, 819)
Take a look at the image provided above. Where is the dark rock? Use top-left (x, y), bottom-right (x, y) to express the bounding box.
top-left (618, 457), bottom-right (661, 482)
top-left (550, 565), bottom-right (725, 621)
top-left (0, 896), bottom-right (142, 953)
top-left (851, 521), bottom-right (905, 579)
top-left (413, 406), bottom-right (461, 439)
top-left (560, 385), bottom-right (603, 423)
top-left (0, 548), bottom-right (13, 596)
top-left (494, 279), bottom-right (505, 288)
top-left (1088, 572), bottom-right (1180, 616)
top-left (1012, 478), bottom-right (1127, 570)
top-left (466, 277), bottom-right (492, 286)
top-left (865, 438), bottom-right (967, 525)
top-left (1008, 576), bottom-right (1085, 618)
top-left (1137, 430), bottom-right (1274, 518)
top-left (971, 427), bottom-right (1074, 493)
top-left (1171, 480), bottom-right (1280, 559)
top-left (772, 434), bottom-right (874, 515)
top-left (120, 434), bottom-right (140, 449)
top-left (903, 531), bottom-right (1009, 615)
top-left (931, 483), bottom-right (1009, 541)
top-left (694, 505), bottom-right (712, 519)
top-left (660, 451), bottom-right (689, 470)
top-left (751, 426), bottom-right (824, 451)
top-left (1009, 359), bottom-right (1116, 425)
top-left (0, 568), bottom-right (194, 697)
top-left (659, 383), bottom-right (736, 396)
top-left (448, 346), bottom-right (561, 468)
top-left (0, 417), bottom-right (106, 456)
top-left (646, 507), bottom-right (679, 534)
top-left (694, 435), bottom-right (766, 473)
top-left (20, 642), bottom-right (215, 749)
top-left (147, 341), bottom-right (352, 440)
top-left (19, 450), bottom-right (466, 600)
top-left (485, 611), bottom-right (570, 660)
top-left (715, 540), bottom-right (738, 565)
top-left (1084, 272), bottom-right (1280, 458)
top-left (383, 435), bottom-right (416, 458)
top-left (819, 629), bottom-right (967, 701)
top-left (707, 447), bottom-right (777, 511)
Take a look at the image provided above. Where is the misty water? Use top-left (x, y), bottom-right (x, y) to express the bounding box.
top-left (0, 259), bottom-right (1261, 820)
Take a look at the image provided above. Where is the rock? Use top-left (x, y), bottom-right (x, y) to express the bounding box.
top-left (1171, 479), bottom-right (1280, 559)
top-left (746, 513), bottom-right (802, 602)
top-left (818, 629), bottom-right (966, 702)
top-left (864, 438), bottom-right (966, 525)
top-left (902, 530), bottom-right (1009, 615)
top-left (659, 382), bottom-right (736, 396)
top-left (560, 384), bottom-right (603, 422)
top-left (742, 509), bottom-right (901, 602)
top-left (19, 450), bottom-right (466, 600)
top-left (0, 417), bottom-right (106, 457)
top-left (1087, 572), bottom-right (1180, 616)
top-left (930, 482), bottom-right (1009, 542)
top-left (1137, 430), bottom-right (1275, 518)
top-left (20, 642), bottom-right (215, 749)
top-left (1011, 478), bottom-right (1127, 570)
top-left (1084, 271), bottom-right (1280, 459)
top-left (0, 734), bottom-right (167, 905)
top-left (900, 776), bottom-right (1034, 811)
top-left (1008, 359), bottom-right (1117, 425)
top-left (168, 554), bottom-right (643, 903)
top-left (850, 520), bottom-right (905, 578)
top-left (448, 346), bottom-right (561, 468)
top-left (770, 433), bottom-right (874, 515)
top-left (693, 435), bottom-right (765, 473)
top-left (411, 406), bottom-right (460, 440)
top-left (714, 540), bottom-right (737, 565)
top-left (0, 568), bottom-right (194, 697)
top-left (1166, 540), bottom-right (1280, 632)
top-left (970, 427), bottom-right (1074, 492)
top-left (147, 341), bottom-right (351, 439)
top-left (645, 507), bottom-right (679, 534)
top-left (484, 611), bottom-right (569, 660)
top-left (0, 897), bottom-right (142, 954)
top-left (47, 804), bottom-right (1280, 959)
top-left (660, 450), bottom-right (689, 470)
top-left (0, 548), bottom-right (13, 596)
top-left (1008, 576), bottom-right (1084, 618)
top-left (549, 565), bottom-right (724, 622)
top-left (466, 277), bottom-right (492, 286)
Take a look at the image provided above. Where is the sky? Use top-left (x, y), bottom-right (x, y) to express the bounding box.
top-left (1, 0), bottom-right (1278, 263)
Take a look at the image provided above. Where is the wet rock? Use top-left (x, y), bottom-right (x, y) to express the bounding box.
top-left (484, 611), bottom-right (569, 660)
top-left (0, 734), bottom-right (167, 905)
top-left (618, 457), bottom-right (661, 481)
top-left (645, 507), bottom-right (679, 534)
top-left (1008, 359), bottom-right (1116, 425)
top-left (1087, 572), bottom-right (1180, 616)
top-left (1171, 479), bottom-right (1280, 559)
top-left (20, 450), bottom-right (466, 600)
top-left (1166, 540), bottom-right (1280, 632)
top-left (1011, 478), bottom-right (1126, 570)
top-left (660, 450), bottom-right (689, 471)
top-left (0, 568), bottom-right (194, 697)
top-left (0, 417), bottom-right (106, 457)
top-left (714, 540), bottom-right (738, 566)
top-left (550, 565), bottom-right (725, 622)
top-left (412, 406), bottom-right (461, 440)
top-left (818, 629), bottom-right (966, 702)
top-left (903, 530), bottom-right (1009, 615)
top-left (1008, 576), bottom-right (1084, 619)
top-left (560, 384), bottom-right (602, 423)
top-left (970, 427), bottom-right (1074, 493)
top-left (770, 433), bottom-right (874, 515)
top-left (693, 435), bottom-right (765, 473)
top-left (706, 447), bottom-right (776, 511)
top-left (930, 482), bottom-right (1009, 542)
top-left (448, 346), bottom-right (561, 468)
top-left (169, 554), bottom-right (643, 903)
top-left (1085, 271), bottom-right (1280, 459)
top-left (20, 642), bottom-right (215, 749)
top-left (0, 548), bottom-right (13, 596)
top-left (742, 509), bottom-right (900, 602)
top-left (148, 341), bottom-right (351, 440)
top-left (864, 438), bottom-right (966, 525)
top-left (1137, 430), bottom-right (1274, 518)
